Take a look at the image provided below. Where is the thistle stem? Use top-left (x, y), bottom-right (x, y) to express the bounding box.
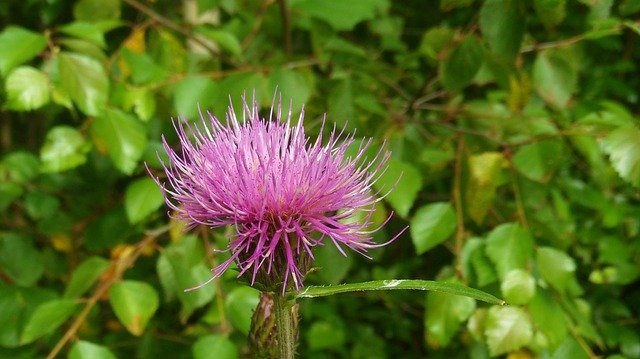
top-left (274, 294), bottom-right (296, 359)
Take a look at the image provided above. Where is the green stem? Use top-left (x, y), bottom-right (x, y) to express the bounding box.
top-left (274, 294), bottom-right (296, 359)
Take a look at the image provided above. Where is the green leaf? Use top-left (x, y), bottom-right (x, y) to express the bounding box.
top-left (156, 235), bottom-right (215, 322)
top-left (0, 183), bottom-right (23, 211)
top-left (5, 66), bottom-right (50, 111)
top-left (529, 289), bottom-right (568, 350)
top-left (534, 0), bottom-right (567, 29)
top-left (533, 49), bottom-right (577, 109)
top-left (373, 158), bottom-right (422, 218)
top-left (268, 68), bottom-right (313, 114)
top-left (109, 280), bottom-right (159, 336)
top-left (59, 21), bottom-right (108, 48)
top-left (225, 286), bottom-right (260, 335)
top-left (295, 279), bottom-right (505, 305)
top-left (0, 233), bottom-right (44, 286)
top-left (83, 207), bottom-right (135, 251)
top-left (20, 299), bottom-right (77, 344)
top-left (69, 341), bottom-right (117, 359)
top-left (466, 152), bottom-right (505, 224)
top-left (0, 26), bottom-right (47, 76)
top-left (307, 320), bottom-right (346, 350)
top-left (24, 191), bottom-right (60, 220)
top-left (74, 0), bottom-right (121, 21)
top-left (59, 38), bottom-right (108, 62)
top-left (419, 27), bottom-right (455, 62)
top-left (124, 87), bottom-right (156, 121)
top-left (461, 238), bottom-right (498, 287)
top-left (196, 27), bottom-right (242, 56)
top-left (536, 246), bottom-right (579, 295)
top-left (485, 223), bottom-right (533, 280)
top-left (425, 281), bottom-right (476, 347)
top-left (479, 0), bottom-right (525, 61)
top-left (120, 48), bottom-right (167, 85)
top-left (124, 178), bottom-right (164, 224)
top-left (500, 269), bottom-right (535, 305)
top-left (58, 52), bottom-right (109, 115)
top-left (92, 108), bottom-right (147, 174)
top-left (2, 151), bottom-right (40, 183)
top-left (192, 335), bottom-right (238, 359)
top-left (312, 240), bottom-right (353, 284)
top-left (173, 76), bottom-right (219, 119)
top-left (328, 77), bottom-right (356, 131)
top-left (439, 34), bottom-right (483, 91)
top-left (64, 256), bottom-right (110, 299)
top-left (40, 126), bottom-right (91, 173)
top-left (600, 125), bottom-right (640, 187)
top-left (294, 0), bottom-right (387, 31)
top-left (512, 139), bottom-right (564, 182)
top-left (484, 306), bottom-right (533, 356)
top-left (410, 202), bottom-right (456, 255)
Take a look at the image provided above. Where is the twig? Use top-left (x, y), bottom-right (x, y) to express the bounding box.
top-left (122, 0), bottom-right (221, 57)
top-left (452, 133), bottom-right (466, 278)
top-left (241, 0), bottom-right (273, 50)
top-left (277, 0), bottom-right (292, 55)
top-left (46, 226), bottom-right (169, 359)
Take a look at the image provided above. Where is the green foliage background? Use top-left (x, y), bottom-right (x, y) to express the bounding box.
top-left (1, 0), bottom-right (640, 358)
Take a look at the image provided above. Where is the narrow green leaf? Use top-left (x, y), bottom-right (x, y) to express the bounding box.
top-left (92, 108), bottom-right (147, 174)
top-left (124, 178), bottom-right (164, 224)
top-left (0, 26), bottom-right (47, 76)
top-left (20, 299), bottom-right (77, 344)
top-left (294, 279), bottom-right (505, 305)
top-left (439, 34), bottom-right (483, 91)
top-left (58, 52), bottom-right (109, 115)
top-left (484, 306), bottom-right (533, 356)
top-left (5, 66), bottom-right (50, 111)
top-left (69, 341), bottom-right (117, 359)
top-left (480, 0), bottom-right (525, 61)
top-left (109, 280), bottom-right (159, 336)
top-left (600, 125), bottom-right (640, 187)
top-left (64, 256), bottom-right (110, 299)
top-left (485, 223), bottom-right (533, 280)
top-left (40, 126), bottom-right (91, 173)
top-left (410, 202), bottom-right (456, 255)
top-left (192, 335), bottom-right (238, 359)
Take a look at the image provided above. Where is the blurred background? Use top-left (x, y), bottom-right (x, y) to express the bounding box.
top-left (1, 0), bottom-right (639, 358)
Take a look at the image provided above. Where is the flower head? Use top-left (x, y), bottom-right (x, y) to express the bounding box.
top-left (153, 96), bottom-right (401, 292)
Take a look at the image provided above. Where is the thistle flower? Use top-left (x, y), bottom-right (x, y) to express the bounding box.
top-left (153, 96), bottom-right (401, 293)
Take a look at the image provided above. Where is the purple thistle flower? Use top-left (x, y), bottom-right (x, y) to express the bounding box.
top-left (152, 96), bottom-right (403, 293)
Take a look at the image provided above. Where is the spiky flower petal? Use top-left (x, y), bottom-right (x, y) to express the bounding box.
top-left (153, 96), bottom-right (401, 292)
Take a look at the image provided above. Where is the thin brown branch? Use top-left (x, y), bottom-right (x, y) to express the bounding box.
top-left (453, 133), bottom-right (466, 279)
top-left (46, 226), bottom-right (169, 359)
top-left (241, 0), bottom-right (273, 50)
top-left (277, 0), bottom-right (292, 55)
top-left (122, 0), bottom-right (221, 57)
